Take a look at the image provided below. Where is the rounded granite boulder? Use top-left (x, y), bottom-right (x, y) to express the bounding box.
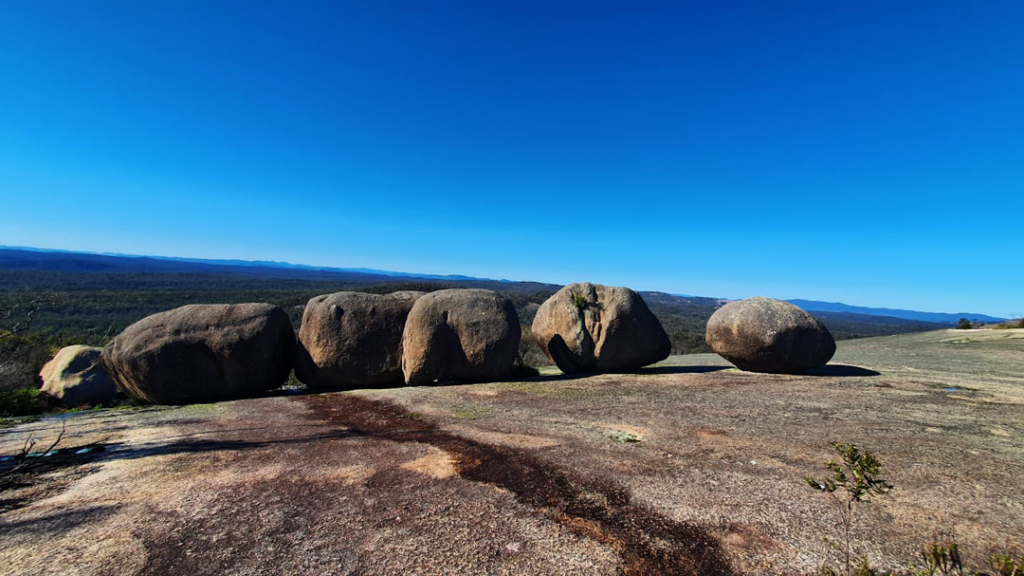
top-left (103, 303), bottom-right (295, 404)
top-left (40, 345), bottom-right (119, 407)
top-left (401, 289), bottom-right (521, 385)
top-left (531, 282), bottom-right (670, 373)
top-left (295, 291), bottom-right (425, 389)
top-left (705, 297), bottom-right (836, 374)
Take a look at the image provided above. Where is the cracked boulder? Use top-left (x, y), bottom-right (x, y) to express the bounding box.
top-left (531, 282), bottom-right (670, 374)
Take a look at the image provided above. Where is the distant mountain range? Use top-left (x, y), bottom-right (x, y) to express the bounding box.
top-left (785, 299), bottom-right (1005, 325)
top-left (0, 246), bottom-right (1003, 324)
top-left (0, 245), bottom-right (501, 282)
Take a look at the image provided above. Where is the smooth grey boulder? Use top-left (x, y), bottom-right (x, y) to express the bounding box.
top-left (103, 303), bottom-right (295, 404)
top-left (705, 297), bottom-right (836, 374)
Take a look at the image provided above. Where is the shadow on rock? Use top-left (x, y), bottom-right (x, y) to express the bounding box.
top-left (0, 504), bottom-right (120, 534)
top-left (626, 365), bottom-right (732, 376)
top-left (806, 364), bottom-right (881, 377)
top-left (95, 427), bottom-right (363, 464)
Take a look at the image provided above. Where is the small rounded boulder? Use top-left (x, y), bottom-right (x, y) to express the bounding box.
top-left (402, 289), bottom-right (521, 385)
top-left (40, 345), bottom-right (120, 407)
top-left (705, 297), bottom-right (836, 374)
top-left (295, 291), bottom-right (424, 388)
top-left (532, 282), bottom-right (670, 373)
top-left (103, 303), bottom-right (295, 404)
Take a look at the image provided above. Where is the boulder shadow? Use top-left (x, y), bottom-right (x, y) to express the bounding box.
top-left (627, 365), bottom-right (731, 376)
top-left (506, 371), bottom-right (599, 383)
top-left (806, 364), bottom-right (881, 377)
top-left (507, 364), bottom-right (730, 382)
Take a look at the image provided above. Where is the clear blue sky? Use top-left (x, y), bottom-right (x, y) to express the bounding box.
top-left (1, 2), bottom-right (1021, 316)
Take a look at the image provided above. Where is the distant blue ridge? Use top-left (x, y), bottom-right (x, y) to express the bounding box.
top-left (786, 299), bottom-right (1005, 325)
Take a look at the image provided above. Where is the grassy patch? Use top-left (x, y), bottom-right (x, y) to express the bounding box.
top-left (608, 430), bottom-right (641, 443)
top-left (490, 381), bottom-right (581, 398)
top-left (0, 414), bottom-right (41, 429)
top-left (450, 405), bottom-right (495, 420)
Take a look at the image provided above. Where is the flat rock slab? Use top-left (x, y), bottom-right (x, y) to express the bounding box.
top-left (2, 330), bottom-right (1023, 575)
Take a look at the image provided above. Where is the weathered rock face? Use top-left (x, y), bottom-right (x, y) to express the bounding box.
top-left (103, 304), bottom-right (295, 404)
top-left (402, 289), bottom-right (521, 385)
top-left (295, 291), bottom-right (425, 388)
top-left (531, 283), bottom-right (671, 373)
top-left (705, 297), bottom-right (836, 374)
top-left (39, 345), bottom-right (119, 406)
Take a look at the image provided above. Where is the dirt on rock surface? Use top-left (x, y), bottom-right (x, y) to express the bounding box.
top-left (2, 329), bottom-right (1023, 575)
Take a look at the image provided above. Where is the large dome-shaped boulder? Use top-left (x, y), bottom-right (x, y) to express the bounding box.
top-left (402, 289), bottom-right (520, 385)
top-left (103, 303), bottom-right (295, 404)
top-left (532, 283), bottom-right (670, 373)
top-left (705, 297), bottom-right (836, 374)
top-left (295, 291), bottom-right (424, 388)
top-left (40, 345), bottom-right (119, 407)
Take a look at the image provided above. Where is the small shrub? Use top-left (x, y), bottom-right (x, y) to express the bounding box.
top-left (608, 430), bottom-right (640, 443)
top-left (805, 441), bottom-right (893, 576)
top-left (989, 554), bottom-right (1024, 576)
top-left (800, 443), bottom-right (1024, 576)
top-left (0, 387), bottom-right (49, 417)
top-left (570, 292), bottom-right (590, 312)
top-left (956, 318), bottom-right (973, 330)
top-left (914, 539), bottom-right (966, 576)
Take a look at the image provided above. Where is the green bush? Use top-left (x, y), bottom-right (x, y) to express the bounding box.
top-left (0, 387), bottom-right (48, 417)
top-left (570, 291), bottom-right (590, 311)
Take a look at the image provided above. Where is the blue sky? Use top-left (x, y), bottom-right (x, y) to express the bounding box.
top-left (1, 2), bottom-right (1021, 316)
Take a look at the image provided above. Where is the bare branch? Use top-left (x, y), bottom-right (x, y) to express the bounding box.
top-left (0, 293), bottom-right (60, 340)
top-left (0, 421), bottom-right (68, 488)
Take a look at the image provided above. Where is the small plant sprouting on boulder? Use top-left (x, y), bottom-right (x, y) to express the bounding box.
top-left (804, 440), bottom-right (894, 576)
top-left (570, 291), bottom-right (590, 312)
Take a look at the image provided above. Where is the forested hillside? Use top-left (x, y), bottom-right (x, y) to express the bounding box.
top-left (0, 268), bottom-right (946, 396)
